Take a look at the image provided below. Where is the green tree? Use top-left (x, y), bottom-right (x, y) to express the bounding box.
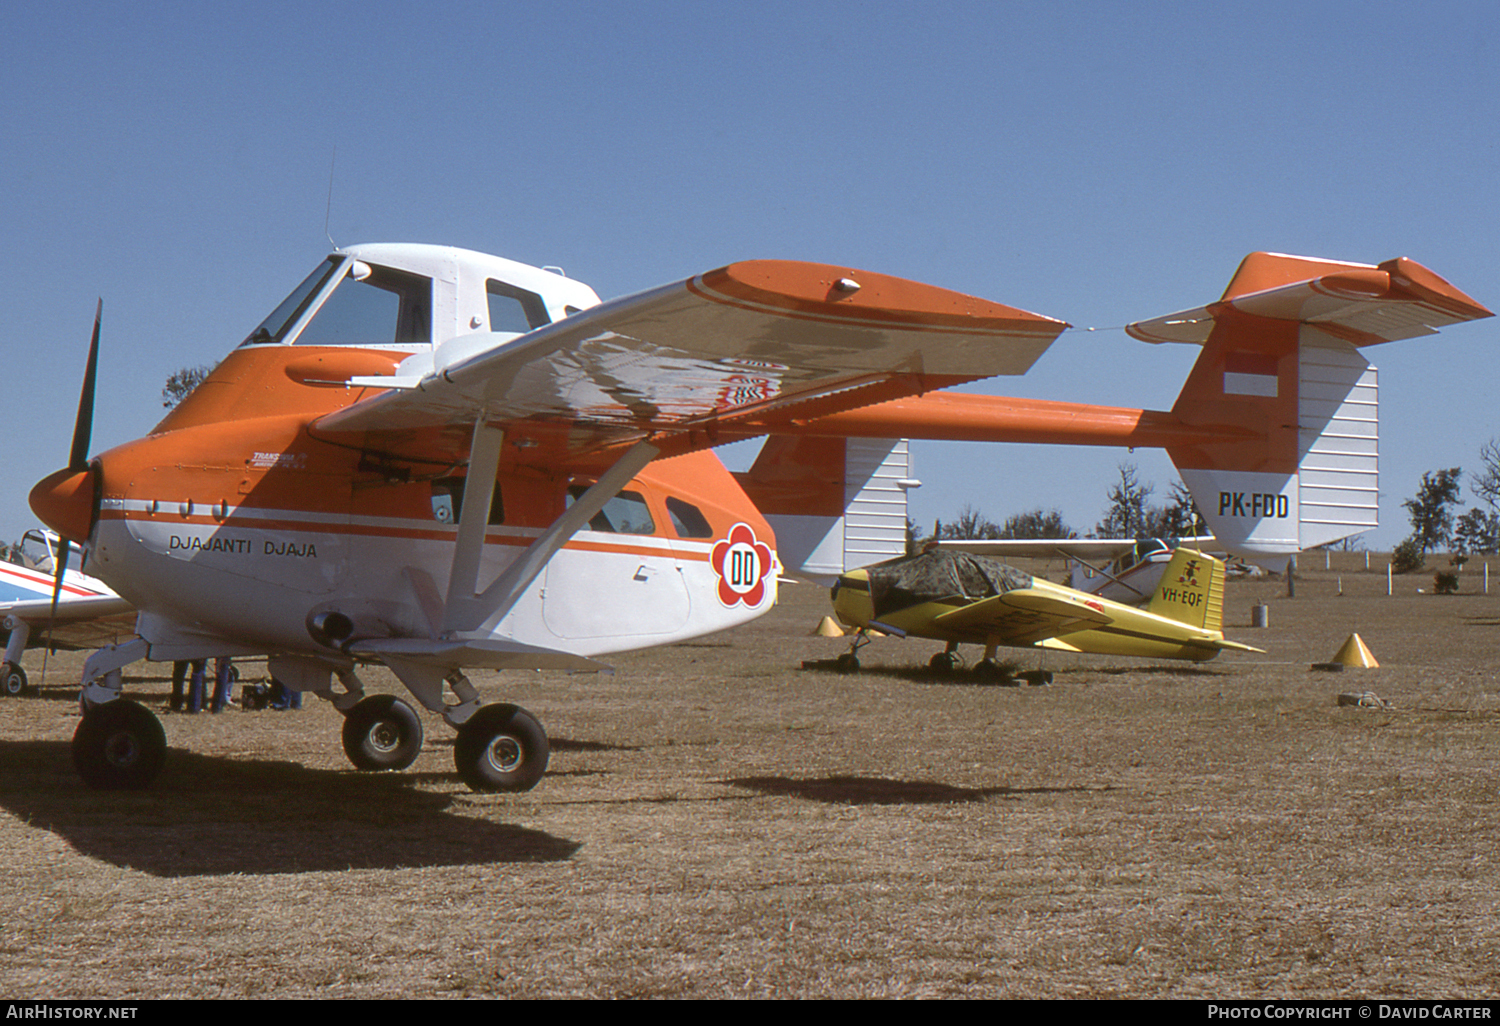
top-left (1154, 480), bottom-right (1201, 538)
top-left (1402, 468), bottom-right (1463, 555)
top-left (1454, 508), bottom-right (1499, 556)
top-left (1095, 463), bottom-right (1154, 538)
top-left (999, 508), bottom-right (1073, 539)
top-left (1391, 537), bottom-right (1426, 574)
top-left (1472, 439), bottom-right (1500, 514)
top-left (940, 504), bottom-right (1000, 540)
top-left (162, 364), bottom-right (215, 409)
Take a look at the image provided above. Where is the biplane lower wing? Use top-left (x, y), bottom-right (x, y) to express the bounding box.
top-left (930, 588), bottom-right (1114, 645)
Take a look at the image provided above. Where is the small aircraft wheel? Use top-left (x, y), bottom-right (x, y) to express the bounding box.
top-left (928, 651), bottom-right (960, 675)
top-left (341, 695), bottom-right (424, 771)
top-left (454, 704), bottom-right (549, 793)
top-left (835, 653), bottom-right (860, 673)
top-left (72, 699), bottom-right (166, 790)
top-left (973, 660), bottom-right (1019, 686)
top-left (1, 662), bottom-right (27, 697)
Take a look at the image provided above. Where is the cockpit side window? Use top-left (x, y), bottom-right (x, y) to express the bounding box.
top-left (487, 279), bottom-right (550, 334)
top-left (294, 265), bottom-right (432, 346)
top-left (666, 497), bottom-right (714, 538)
top-left (566, 486), bottom-right (655, 535)
top-left (240, 257), bottom-right (343, 346)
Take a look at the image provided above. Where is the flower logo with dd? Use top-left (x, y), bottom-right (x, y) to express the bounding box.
top-left (711, 523), bottom-right (773, 608)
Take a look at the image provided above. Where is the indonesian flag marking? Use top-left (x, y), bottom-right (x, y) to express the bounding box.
top-left (711, 523), bottom-right (773, 608)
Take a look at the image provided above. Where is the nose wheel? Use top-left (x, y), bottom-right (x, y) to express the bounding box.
top-left (453, 703), bottom-right (549, 792)
top-left (341, 695), bottom-right (424, 771)
top-left (73, 699), bottom-right (166, 790)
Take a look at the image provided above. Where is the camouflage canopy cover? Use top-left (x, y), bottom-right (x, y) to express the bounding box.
top-left (864, 549), bottom-right (1033, 620)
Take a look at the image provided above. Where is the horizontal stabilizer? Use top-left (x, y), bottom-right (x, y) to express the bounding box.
top-left (1127, 253), bottom-right (1491, 348)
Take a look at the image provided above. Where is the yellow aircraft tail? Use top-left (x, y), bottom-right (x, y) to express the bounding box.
top-left (1144, 549), bottom-right (1225, 632)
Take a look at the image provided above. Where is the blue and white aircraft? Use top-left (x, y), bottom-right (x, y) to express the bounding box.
top-left (1, 528), bottom-right (135, 695)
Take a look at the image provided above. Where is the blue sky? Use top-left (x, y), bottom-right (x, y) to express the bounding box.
top-left (3, 0), bottom-right (1495, 551)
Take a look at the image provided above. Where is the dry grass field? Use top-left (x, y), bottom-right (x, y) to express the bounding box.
top-left (3, 551), bottom-right (1499, 999)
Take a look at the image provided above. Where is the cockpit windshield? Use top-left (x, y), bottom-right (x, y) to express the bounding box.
top-left (240, 257), bottom-right (343, 346)
top-left (239, 256), bottom-right (433, 348)
top-left (18, 529), bottom-right (83, 574)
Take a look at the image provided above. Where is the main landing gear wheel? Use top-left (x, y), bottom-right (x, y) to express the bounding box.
top-left (929, 651), bottom-right (961, 675)
top-left (834, 653), bottom-right (860, 673)
top-left (72, 699), bottom-right (166, 790)
top-left (453, 704), bottom-right (549, 793)
top-left (1, 662), bottom-right (27, 697)
top-left (341, 695), bottom-right (424, 771)
top-left (972, 660), bottom-right (1019, 686)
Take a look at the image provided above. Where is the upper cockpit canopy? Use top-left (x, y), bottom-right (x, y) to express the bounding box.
top-left (238, 244), bottom-right (602, 350)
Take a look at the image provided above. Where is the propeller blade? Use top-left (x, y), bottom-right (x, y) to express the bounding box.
top-left (48, 537), bottom-right (70, 622)
top-left (68, 299), bottom-right (102, 472)
top-left (51, 301), bottom-right (101, 618)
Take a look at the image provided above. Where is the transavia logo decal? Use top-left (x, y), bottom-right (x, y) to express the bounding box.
top-left (1177, 559), bottom-right (1201, 588)
top-left (711, 523), bottom-right (773, 607)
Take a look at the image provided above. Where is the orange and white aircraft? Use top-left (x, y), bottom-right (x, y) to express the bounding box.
top-left (29, 245), bottom-right (1489, 790)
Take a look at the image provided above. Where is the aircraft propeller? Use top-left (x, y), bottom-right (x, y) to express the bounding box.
top-left (46, 299), bottom-right (103, 621)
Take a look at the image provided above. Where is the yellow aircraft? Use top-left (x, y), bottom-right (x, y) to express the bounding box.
top-left (828, 546), bottom-right (1261, 678)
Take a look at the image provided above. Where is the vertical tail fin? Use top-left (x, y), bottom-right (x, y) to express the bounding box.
top-left (1145, 549), bottom-right (1227, 632)
top-left (1128, 253), bottom-right (1492, 567)
top-left (734, 436), bottom-right (919, 582)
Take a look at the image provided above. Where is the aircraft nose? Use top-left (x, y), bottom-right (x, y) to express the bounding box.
top-left (30, 465), bottom-right (97, 543)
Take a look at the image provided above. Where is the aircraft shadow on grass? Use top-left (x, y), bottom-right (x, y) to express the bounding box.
top-left (0, 740), bottom-right (580, 878)
top-left (725, 774), bottom-right (1102, 806)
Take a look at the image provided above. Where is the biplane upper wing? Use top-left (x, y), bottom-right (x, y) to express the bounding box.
top-left (935, 537), bottom-right (1217, 560)
top-left (937, 538), bottom-right (1137, 559)
top-left (929, 588), bottom-right (1115, 646)
top-left (314, 261), bottom-right (1068, 443)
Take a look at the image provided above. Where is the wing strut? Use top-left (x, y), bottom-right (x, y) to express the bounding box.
top-left (1067, 553), bottom-right (1150, 600)
top-left (440, 430), bottom-right (662, 636)
top-left (441, 420), bottom-right (507, 628)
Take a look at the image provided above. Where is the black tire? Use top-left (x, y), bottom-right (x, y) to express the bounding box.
top-left (72, 700), bottom-right (167, 790)
top-left (973, 660), bottom-right (1019, 686)
top-left (453, 704), bottom-right (549, 793)
top-left (1, 662), bottom-right (26, 697)
top-left (928, 651), bottom-right (960, 675)
top-left (341, 695), bottom-right (424, 771)
top-left (835, 653), bottom-right (860, 673)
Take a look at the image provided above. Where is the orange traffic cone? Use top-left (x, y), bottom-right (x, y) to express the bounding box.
top-left (812, 616), bottom-right (845, 638)
top-left (1330, 633), bottom-right (1379, 668)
